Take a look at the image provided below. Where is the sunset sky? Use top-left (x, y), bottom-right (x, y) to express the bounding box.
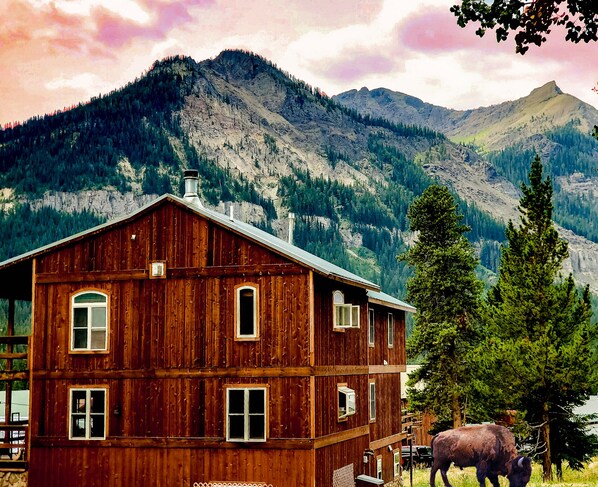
top-left (1, 0), bottom-right (596, 125)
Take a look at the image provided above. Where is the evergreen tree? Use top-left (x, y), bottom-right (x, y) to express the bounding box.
top-left (400, 185), bottom-right (484, 428)
top-left (486, 155), bottom-right (598, 481)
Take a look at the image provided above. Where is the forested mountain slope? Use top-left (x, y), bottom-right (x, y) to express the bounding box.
top-left (0, 50), bottom-right (595, 296)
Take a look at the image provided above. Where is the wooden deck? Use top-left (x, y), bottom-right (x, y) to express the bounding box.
top-left (0, 332), bottom-right (30, 472)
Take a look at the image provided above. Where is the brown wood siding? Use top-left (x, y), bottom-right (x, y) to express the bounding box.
top-left (36, 203), bottom-right (290, 274)
top-left (31, 377), bottom-right (311, 440)
top-left (313, 275), bottom-right (368, 367)
top-left (314, 374), bottom-right (368, 438)
top-left (368, 373), bottom-right (403, 443)
top-left (29, 446), bottom-right (315, 487)
top-left (367, 306), bottom-right (406, 366)
top-left (315, 435), bottom-right (369, 487)
top-left (33, 275), bottom-right (310, 371)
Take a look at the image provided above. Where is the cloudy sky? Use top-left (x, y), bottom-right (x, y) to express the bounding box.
top-left (1, 0), bottom-right (596, 125)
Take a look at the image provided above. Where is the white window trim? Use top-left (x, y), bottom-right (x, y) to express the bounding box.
top-left (368, 308), bottom-right (375, 346)
top-left (235, 284), bottom-right (259, 340)
top-left (377, 456), bottom-right (383, 479)
top-left (332, 291), bottom-right (360, 329)
top-left (369, 381), bottom-right (376, 422)
top-left (387, 312), bottom-right (394, 348)
top-left (71, 291), bottom-right (108, 351)
top-left (393, 450), bottom-right (401, 477)
top-left (226, 387), bottom-right (267, 442)
top-left (338, 385), bottom-right (356, 420)
top-left (69, 388), bottom-right (107, 440)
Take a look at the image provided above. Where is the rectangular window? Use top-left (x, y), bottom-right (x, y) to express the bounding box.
top-left (69, 388), bottom-right (106, 440)
top-left (377, 456), bottom-right (383, 479)
top-left (368, 308), bottom-right (375, 346)
top-left (235, 285), bottom-right (258, 339)
top-left (338, 385), bottom-right (356, 420)
top-left (388, 313), bottom-right (394, 348)
top-left (334, 304), bottom-right (360, 328)
top-left (72, 292), bottom-right (108, 351)
top-left (393, 451), bottom-right (401, 477)
top-left (226, 387), bottom-right (267, 442)
top-left (369, 381), bottom-right (376, 422)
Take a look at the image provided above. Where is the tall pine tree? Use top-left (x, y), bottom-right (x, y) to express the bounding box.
top-left (400, 185), bottom-right (484, 428)
top-left (486, 155), bottom-right (598, 481)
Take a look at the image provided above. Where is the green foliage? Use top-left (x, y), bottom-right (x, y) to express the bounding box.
top-left (0, 56), bottom-right (199, 195)
top-left (291, 216), bottom-right (351, 270)
top-left (485, 156), bottom-right (598, 480)
top-left (400, 185), bottom-right (485, 427)
top-left (278, 168), bottom-right (397, 227)
top-left (489, 124), bottom-right (598, 243)
top-left (0, 205), bottom-right (105, 262)
top-left (451, 0), bottom-right (598, 54)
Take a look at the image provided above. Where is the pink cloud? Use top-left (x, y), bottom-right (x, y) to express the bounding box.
top-left (96, 0), bottom-right (213, 48)
top-left (318, 51), bottom-right (398, 84)
top-left (398, 8), bottom-right (507, 54)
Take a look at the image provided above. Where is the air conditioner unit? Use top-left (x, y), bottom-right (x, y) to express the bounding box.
top-left (150, 261), bottom-right (166, 279)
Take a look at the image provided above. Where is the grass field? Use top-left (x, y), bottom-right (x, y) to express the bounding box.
top-left (399, 459), bottom-right (598, 487)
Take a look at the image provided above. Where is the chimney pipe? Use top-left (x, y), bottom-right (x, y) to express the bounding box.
top-left (288, 212), bottom-right (295, 245)
top-left (183, 170), bottom-right (203, 208)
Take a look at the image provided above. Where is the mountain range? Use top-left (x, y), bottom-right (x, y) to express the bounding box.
top-left (0, 49), bottom-right (597, 299)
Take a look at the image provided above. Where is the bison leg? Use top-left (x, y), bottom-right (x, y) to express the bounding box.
top-left (430, 461), bottom-right (453, 487)
top-left (487, 474), bottom-right (500, 487)
top-left (476, 460), bottom-right (489, 487)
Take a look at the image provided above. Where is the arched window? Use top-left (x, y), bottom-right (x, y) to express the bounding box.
top-left (71, 291), bottom-right (108, 351)
top-left (235, 285), bottom-right (258, 339)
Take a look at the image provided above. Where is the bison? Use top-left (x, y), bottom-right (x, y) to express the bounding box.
top-left (430, 424), bottom-right (532, 487)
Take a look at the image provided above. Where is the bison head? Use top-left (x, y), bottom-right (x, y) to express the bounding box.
top-left (507, 456), bottom-right (532, 487)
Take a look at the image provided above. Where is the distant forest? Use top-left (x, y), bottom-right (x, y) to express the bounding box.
top-left (489, 122), bottom-right (598, 242)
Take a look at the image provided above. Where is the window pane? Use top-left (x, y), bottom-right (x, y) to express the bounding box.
top-left (347, 392), bottom-right (356, 414)
top-left (249, 414), bottom-right (265, 440)
top-left (91, 307), bottom-right (107, 328)
top-left (228, 390), bottom-right (245, 414)
top-left (370, 384), bottom-right (376, 420)
top-left (248, 390), bottom-right (264, 414)
top-left (228, 415), bottom-right (245, 440)
top-left (335, 305), bottom-right (351, 327)
top-left (74, 308), bottom-right (87, 328)
top-left (333, 291), bottom-right (344, 304)
top-left (90, 390), bottom-right (105, 414)
top-left (351, 305), bottom-right (360, 328)
top-left (90, 330), bottom-right (106, 350)
top-left (239, 289), bottom-right (255, 336)
top-left (369, 309), bottom-right (375, 343)
top-left (75, 293), bottom-right (106, 304)
top-left (71, 415), bottom-right (86, 438)
top-left (73, 329), bottom-right (88, 349)
top-left (89, 415), bottom-right (105, 438)
top-left (72, 391), bottom-right (86, 412)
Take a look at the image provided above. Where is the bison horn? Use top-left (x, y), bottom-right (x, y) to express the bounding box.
top-left (518, 457), bottom-right (524, 468)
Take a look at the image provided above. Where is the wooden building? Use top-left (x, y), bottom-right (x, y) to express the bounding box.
top-left (0, 172), bottom-right (415, 486)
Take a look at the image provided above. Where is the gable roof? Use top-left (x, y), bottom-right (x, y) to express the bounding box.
top-left (0, 194), bottom-right (380, 292)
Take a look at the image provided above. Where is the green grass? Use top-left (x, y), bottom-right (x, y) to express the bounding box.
top-left (401, 459), bottom-right (598, 486)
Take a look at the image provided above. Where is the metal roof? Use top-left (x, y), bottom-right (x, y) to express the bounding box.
top-left (367, 289), bottom-right (416, 313)
top-left (0, 194), bottom-right (385, 292)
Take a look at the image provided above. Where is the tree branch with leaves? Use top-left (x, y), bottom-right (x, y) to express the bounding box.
top-left (451, 0), bottom-right (598, 53)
